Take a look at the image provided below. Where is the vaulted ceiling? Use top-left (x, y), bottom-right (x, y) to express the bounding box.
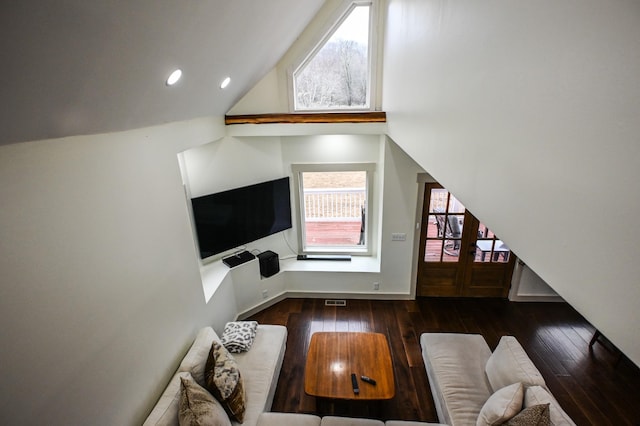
top-left (0, 1), bottom-right (325, 146)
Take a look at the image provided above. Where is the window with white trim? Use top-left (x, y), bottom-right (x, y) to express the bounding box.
top-left (292, 163), bottom-right (375, 254)
top-left (292, 1), bottom-right (377, 112)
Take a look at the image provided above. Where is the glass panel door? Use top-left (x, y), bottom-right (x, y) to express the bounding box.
top-left (417, 182), bottom-right (517, 298)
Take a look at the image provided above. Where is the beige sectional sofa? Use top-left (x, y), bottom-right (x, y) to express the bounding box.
top-left (144, 324), bottom-right (443, 426)
top-left (420, 333), bottom-right (576, 426)
top-left (257, 413), bottom-right (445, 426)
top-left (144, 324), bottom-right (287, 426)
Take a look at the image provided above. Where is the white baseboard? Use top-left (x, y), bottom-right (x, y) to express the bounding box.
top-left (509, 293), bottom-right (565, 302)
top-left (236, 290), bottom-right (413, 319)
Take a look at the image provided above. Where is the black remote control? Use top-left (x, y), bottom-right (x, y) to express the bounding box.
top-left (360, 375), bottom-right (377, 385)
top-left (351, 373), bottom-right (360, 394)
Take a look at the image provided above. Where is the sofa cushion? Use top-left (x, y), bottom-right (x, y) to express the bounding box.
top-left (504, 404), bottom-right (550, 426)
top-left (476, 382), bottom-right (524, 426)
top-left (257, 412), bottom-right (321, 426)
top-left (420, 333), bottom-right (493, 426)
top-left (179, 327), bottom-right (221, 386)
top-left (485, 336), bottom-right (546, 391)
top-left (178, 373), bottom-right (231, 426)
top-left (524, 386), bottom-right (576, 426)
top-left (321, 416), bottom-right (384, 426)
top-left (386, 422), bottom-right (449, 426)
top-left (232, 324), bottom-right (287, 426)
top-left (205, 341), bottom-right (246, 423)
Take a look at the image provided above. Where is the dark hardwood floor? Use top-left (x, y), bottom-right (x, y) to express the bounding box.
top-left (247, 297), bottom-right (640, 425)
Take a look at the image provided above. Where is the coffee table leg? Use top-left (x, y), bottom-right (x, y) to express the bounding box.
top-left (315, 397), bottom-right (333, 416)
top-left (314, 398), bottom-right (383, 419)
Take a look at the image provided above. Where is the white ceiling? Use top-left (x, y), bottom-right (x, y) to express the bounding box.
top-left (0, 0), bottom-right (325, 146)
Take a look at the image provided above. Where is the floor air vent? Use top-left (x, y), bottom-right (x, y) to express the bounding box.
top-left (324, 299), bottom-right (347, 307)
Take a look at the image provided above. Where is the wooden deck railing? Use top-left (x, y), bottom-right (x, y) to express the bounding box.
top-left (303, 188), bottom-right (365, 222)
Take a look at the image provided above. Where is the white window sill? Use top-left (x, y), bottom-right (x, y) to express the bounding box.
top-left (199, 254), bottom-right (381, 303)
top-left (280, 255), bottom-right (380, 273)
top-left (200, 259), bottom-right (235, 303)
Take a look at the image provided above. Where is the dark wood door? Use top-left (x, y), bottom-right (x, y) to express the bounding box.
top-left (416, 183), bottom-right (516, 297)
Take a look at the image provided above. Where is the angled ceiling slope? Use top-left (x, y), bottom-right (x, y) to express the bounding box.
top-left (0, 0), bottom-right (325, 146)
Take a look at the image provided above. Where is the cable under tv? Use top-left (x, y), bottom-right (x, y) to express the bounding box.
top-left (223, 250), bottom-right (256, 268)
top-left (296, 254), bottom-right (351, 261)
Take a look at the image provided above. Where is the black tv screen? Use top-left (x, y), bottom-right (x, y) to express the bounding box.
top-left (191, 177), bottom-right (292, 259)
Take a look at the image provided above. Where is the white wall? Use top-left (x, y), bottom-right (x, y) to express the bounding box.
top-left (181, 135), bottom-right (296, 263)
top-left (182, 136), bottom-right (286, 198)
top-left (0, 117), bottom-right (242, 425)
top-left (509, 262), bottom-right (563, 302)
top-left (383, 0), bottom-right (640, 366)
top-left (228, 0), bottom-right (386, 115)
top-left (379, 136), bottom-right (426, 296)
top-left (280, 133), bottom-right (382, 258)
top-left (181, 133), bottom-right (424, 314)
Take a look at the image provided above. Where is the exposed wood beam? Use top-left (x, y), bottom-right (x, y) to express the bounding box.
top-left (225, 112), bottom-right (386, 125)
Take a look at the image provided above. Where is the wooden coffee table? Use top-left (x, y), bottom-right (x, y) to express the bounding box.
top-left (304, 332), bottom-right (395, 401)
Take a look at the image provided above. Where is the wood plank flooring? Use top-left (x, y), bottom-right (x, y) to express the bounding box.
top-left (247, 297), bottom-right (640, 425)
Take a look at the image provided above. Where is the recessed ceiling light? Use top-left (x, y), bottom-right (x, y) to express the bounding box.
top-left (220, 76), bottom-right (231, 89)
top-left (166, 69), bottom-right (182, 86)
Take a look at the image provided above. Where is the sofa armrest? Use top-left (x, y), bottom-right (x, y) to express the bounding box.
top-left (420, 333), bottom-right (492, 426)
top-left (257, 412), bottom-right (321, 426)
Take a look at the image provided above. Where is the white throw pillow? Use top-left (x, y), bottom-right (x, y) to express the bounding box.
top-left (476, 382), bottom-right (524, 426)
top-left (221, 321), bottom-right (258, 353)
top-left (178, 373), bottom-right (231, 426)
top-left (485, 336), bottom-right (546, 391)
top-left (525, 386), bottom-right (576, 426)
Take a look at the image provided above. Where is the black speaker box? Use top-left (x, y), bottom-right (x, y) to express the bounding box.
top-left (257, 250), bottom-right (280, 278)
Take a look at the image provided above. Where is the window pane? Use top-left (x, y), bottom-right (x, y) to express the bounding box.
top-left (302, 171), bottom-right (366, 248)
top-left (428, 189), bottom-right (448, 213)
top-left (425, 189), bottom-right (465, 262)
top-left (294, 5), bottom-right (370, 110)
top-left (475, 222), bottom-right (510, 263)
top-left (425, 239), bottom-right (443, 262)
top-left (447, 194), bottom-right (465, 214)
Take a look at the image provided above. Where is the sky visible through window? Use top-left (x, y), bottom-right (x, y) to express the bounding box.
top-left (333, 6), bottom-right (369, 44)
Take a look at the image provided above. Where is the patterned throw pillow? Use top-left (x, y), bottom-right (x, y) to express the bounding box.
top-left (204, 341), bottom-right (246, 423)
top-left (221, 321), bottom-right (258, 353)
top-left (178, 373), bottom-right (231, 426)
top-left (505, 403), bottom-right (551, 426)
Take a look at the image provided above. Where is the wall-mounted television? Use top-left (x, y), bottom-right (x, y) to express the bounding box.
top-left (191, 177), bottom-right (292, 260)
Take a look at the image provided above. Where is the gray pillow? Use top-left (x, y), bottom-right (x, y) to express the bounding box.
top-left (178, 373), bottom-right (231, 426)
top-left (485, 336), bottom-right (546, 391)
top-left (476, 382), bottom-right (524, 426)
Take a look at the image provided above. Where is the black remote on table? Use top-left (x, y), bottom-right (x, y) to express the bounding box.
top-left (360, 375), bottom-right (377, 385)
top-left (351, 373), bottom-right (360, 394)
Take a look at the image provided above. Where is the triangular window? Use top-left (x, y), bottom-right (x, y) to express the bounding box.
top-left (292, 2), bottom-right (375, 111)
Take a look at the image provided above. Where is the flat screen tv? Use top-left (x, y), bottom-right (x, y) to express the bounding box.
top-left (191, 177), bottom-right (292, 260)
